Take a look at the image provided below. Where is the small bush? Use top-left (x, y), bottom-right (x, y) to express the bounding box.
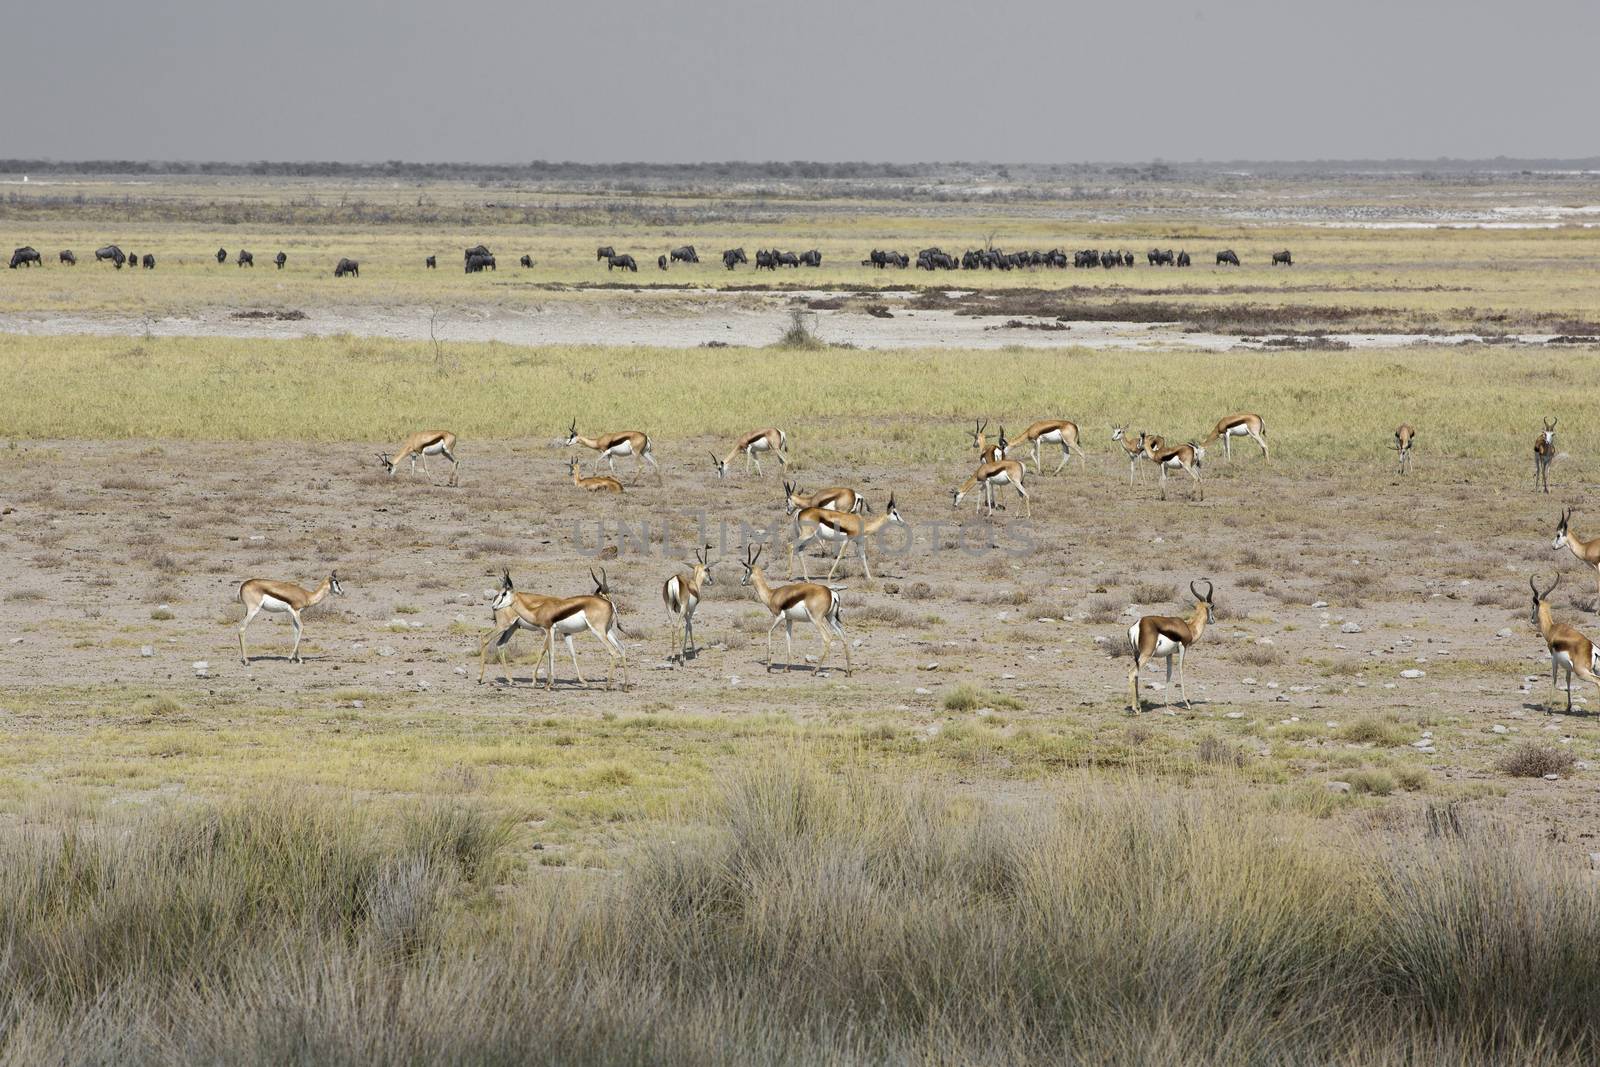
top-left (1347, 769), bottom-right (1396, 796)
top-left (1196, 734), bottom-right (1246, 768)
top-left (1497, 743), bottom-right (1577, 779)
top-left (1338, 716), bottom-right (1412, 747)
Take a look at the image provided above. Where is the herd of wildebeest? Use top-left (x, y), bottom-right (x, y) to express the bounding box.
top-left (4, 240), bottom-right (1293, 275)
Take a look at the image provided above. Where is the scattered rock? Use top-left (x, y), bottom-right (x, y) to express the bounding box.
top-left (1492, 724), bottom-right (1509, 734)
top-left (1225, 711), bottom-right (1245, 719)
top-left (1496, 628), bottom-right (1514, 638)
top-left (453, 666), bottom-right (467, 676)
top-left (1400, 669), bottom-right (1425, 679)
top-left (1340, 622), bottom-right (1362, 634)
top-left (140, 646), bottom-right (154, 657)
top-left (1543, 773), bottom-right (1561, 781)
top-left (1326, 781), bottom-right (1352, 795)
top-left (1311, 600), bottom-right (1328, 609)
top-left (914, 687), bottom-right (932, 696)
top-left (377, 646), bottom-right (396, 658)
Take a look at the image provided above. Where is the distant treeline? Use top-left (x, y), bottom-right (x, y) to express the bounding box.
top-left (2, 158), bottom-right (1599, 182)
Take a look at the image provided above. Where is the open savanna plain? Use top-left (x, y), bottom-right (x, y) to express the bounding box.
top-left (3, 167), bottom-right (1600, 1064)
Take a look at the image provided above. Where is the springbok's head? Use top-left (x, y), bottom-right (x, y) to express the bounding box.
top-left (1531, 573), bottom-right (1559, 627)
top-left (1190, 578), bottom-right (1215, 624)
top-left (492, 570), bottom-right (516, 612)
top-left (1543, 417), bottom-right (1558, 445)
top-left (564, 419), bottom-right (579, 446)
top-left (694, 544), bottom-right (715, 585)
top-left (1554, 508), bottom-right (1575, 550)
top-left (329, 572), bottom-right (345, 597)
top-left (711, 452), bottom-right (728, 479)
top-left (885, 493), bottom-right (905, 526)
top-left (377, 453), bottom-right (395, 474)
top-left (970, 418), bottom-right (988, 450)
top-left (739, 544), bottom-right (763, 586)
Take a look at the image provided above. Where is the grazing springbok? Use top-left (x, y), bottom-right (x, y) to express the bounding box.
top-left (1535, 418), bottom-right (1557, 494)
top-left (1127, 579), bottom-right (1214, 712)
top-left (238, 572), bottom-right (343, 665)
top-left (478, 571), bottom-right (559, 685)
top-left (953, 458), bottom-right (1031, 517)
top-left (569, 456), bottom-right (623, 494)
top-left (1112, 426), bottom-right (1147, 484)
top-left (783, 481), bottom-right (866, 516)
top-left (969, 419), bottom-right (1008, 463)
top-left (662, 545), bottom-right (715, 664)
top-left (1203, 412), bottom-right (1269, 461)
top-left (1552, 508), bottom-right (1600, 610)
top-left (1015, 419), bottom-right (1087, 474)
top-left (1530, 573), bottom-right (1600, 714)
top-left (378, 430), bottom-right (460, 484)
top-left (1144, 439), bottom-right (1205, 500)
top-left (789, 494), bottom-right (906, 581)
top-left (1391, 424), bottom-right (1416, 475)
top-left (565, 420), bottom-right (661, 485)
top-left (713, 428), bottom-right (787, 478)
top-left (740, 545), bottom-right (850, 675)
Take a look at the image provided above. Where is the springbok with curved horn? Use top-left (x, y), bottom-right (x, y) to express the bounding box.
top-left (969, 419), bottom-right (1009, 463)
top-left (1127, 579), bottom-right (1214, 713)
top-left (378, 431), bottom-right (460, 485)
top-left (783, 481), bottom-right (867, 516)
top-left (1112, 427), bottom-right (1147, 484)
top-left (712, 428), bottom-right (787, 478)
top-left (1203, 412), bottom-right (1269, 461)
top-left (478, 570), bottom-right (559, 685)
top-left (952, 458), bottom-right (1031, 517)
top-left (569, 456), bottom-right (623, 494)
top-left (663, 545), bottom-right (715, 664)
top-left (1530, 573), bottom-right (1600, 714)
top-left (789, 495), bottom-right (906, 581)
top-left (1534, 418), bottom-right (1557, 494)
top-left (238, 572), bottom-right (343, 665)
top-left (532, 568), bottom-right (629, 691)
top-left (1015, 419), bottom-right (1087, 474)
top-left (565, 419), bottom-right (661, 486)
top-left (1144, 439), bottom-right (1205, 500)
top-left (740, 544), bottom-right (850, 676)
top-left (1552, 508), bottom-right (1600, 610)
top-left (1391, 424), bottom-right (1416, 475)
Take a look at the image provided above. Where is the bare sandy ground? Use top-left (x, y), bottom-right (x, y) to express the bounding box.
top-left (0, 291), bottom-right (1561, 352)
top-left (2, 437), bottom-right (1596, 840)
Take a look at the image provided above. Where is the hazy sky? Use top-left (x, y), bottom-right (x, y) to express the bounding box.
top-left (5, 0), bottom-right (1594, 163)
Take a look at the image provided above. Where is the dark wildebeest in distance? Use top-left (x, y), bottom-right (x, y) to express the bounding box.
top-left (799, 249), bottom-right (822, 267)
top-left (1216, 249), bottom-right (1240, 266)
top-left (464, 245), bottom-right (491, 263)
top-left (755, 249), bottom-right (778, 270)
top-left (520, 254), bottom-right (534, 268)
top-left (595, 246), bottom-right (616, 261)
top-left (274, 251), bottom-right (287, 269)
top-left (142, 254), bottom-right (155, 269)
top-left (237, 250), bottom-right (254, 267)
top-left (215, 248), bottom-right (227, 265)
top-left (1271, 250), bottom-right (1293, 266)
top-left (670, 245), bottom-right (698, 264)
top-left (95, 245), bottom-right (126, 267)
top-left (465, 253), bottom-right (496, 273)
top-left (775, 251), bottom-right (801, 268)
top-left (334, 258), bottom-right (359, 278)
top-left (1176, 251), bottom-right (1192, 267)
top-left (658, 255), bottom-right (669, 270)
top-left (722, 247), bottom-right (747, 269)
top-left (58, 249), bottom-right (76, 266)
top-left (8, 246), bottom-right (41, 269)
top-left (605, 254), bottom-right (638, 272)
top-left (425, 255), bottom-right (436, 269)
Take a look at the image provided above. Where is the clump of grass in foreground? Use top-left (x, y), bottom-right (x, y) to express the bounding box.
top-left (942, 683), bottom-right (1024, 712)
top-left (1497, 742), bottom-right (1578, 778)
top-left (3, 766), bottom-right (1599, 1064)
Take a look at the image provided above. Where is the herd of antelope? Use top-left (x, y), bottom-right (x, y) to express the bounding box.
top-left (235, 410), bottom-right (1597, 716)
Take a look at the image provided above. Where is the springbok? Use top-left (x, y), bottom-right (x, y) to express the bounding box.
top-left (783, 481), bottom-right (867, 516)
top-left (1112, 426), bottom-right (1147, 484)
top-left (952, 459), bottom-right (1031, 517)
top-left (1552, 508), bottom-right (1600, 610)
top-left (789, 495), bottom-right (906, 580)
top-left (1530, 573), bottom-right (1600, 714)
top-left (478, 570), bottom-right (559, 685)
top-left (1127, 579), bottom-right (1214, 713)
top-left (663, 545), bottom-right (714, 663)
top-left (969, 419), bottom-right (1008, 463)
top-left (492, 569), bottom-right (628, 691)
top-left (566, 420), bottom-right (661, 485)
top-left (1534, 418), bottom-right (1557, 494)
top-left (713, 428), bottom-right (787, 478)
top-left (238, 572), bottom-right (343, 665)
top-left (1015, 419), bottom-right (1087, 474)
top-left (1144, 439), bottom-right (1205, 500)
top-left (740, 544), bottom-right (850, 675)
top-left (378, 431), bottom-right (461, 485)
top-left (1203, 413), bottom-right (1268, 461)
top-left (569, 456), bottom-right (623, 494)
top-left (1391, 424), bottom-right (1416, 475)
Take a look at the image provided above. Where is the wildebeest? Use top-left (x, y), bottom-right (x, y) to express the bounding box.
top-left (722, 247), bottom-right (748, 269)
top-left (142, 253), bottom-right (155, 270)
top-left (237, 250), bottom-right (254, 267)
top-left (464, 244), bottom-right (491, 262)
top-left (799, 249), bottom-right (822, 267)
top-left (670, 245), bottom-right (698, 264)
top-left (1216, 249), bottom-right (1240, 266)
top-left (520, 254), bottom-right (534, 268)
top-left (775, 251), bottom-right (801, 268)
top-left (1176, 251), bottom-right (1192, 267)
top-left (1271, 250), bottom-right (1293, 266)
top-left (865, 249), bottom-right (908, 269)
top-left (58, 250), bottom-right (76, 266)
top-left (334, 258), bottom-right (359, 278)
top-left (658, 254), bottom-right (668, 270)
top-left (215, 248), bottom-right (227, 265)
top-left (95, 245), bottom-right (126, 267)
top-left (274, 251), bottom-right (287, 269)
top-left (8, 246), bottom-right (40, 269)
top-left (1148, 248), bottom-right (1175, 267)
top-left (465, 253), bottom-right (496, 273)
top-left (755, 249), bottom-right (778, 270)
top-left (596, 246), bottom-right (616, 261)
top-left (425, 255), bottom-right (436, 269)
top-left (606, 254), bottom-right (638, 272)
top-left (125, 251), bottom-right (137, 270)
